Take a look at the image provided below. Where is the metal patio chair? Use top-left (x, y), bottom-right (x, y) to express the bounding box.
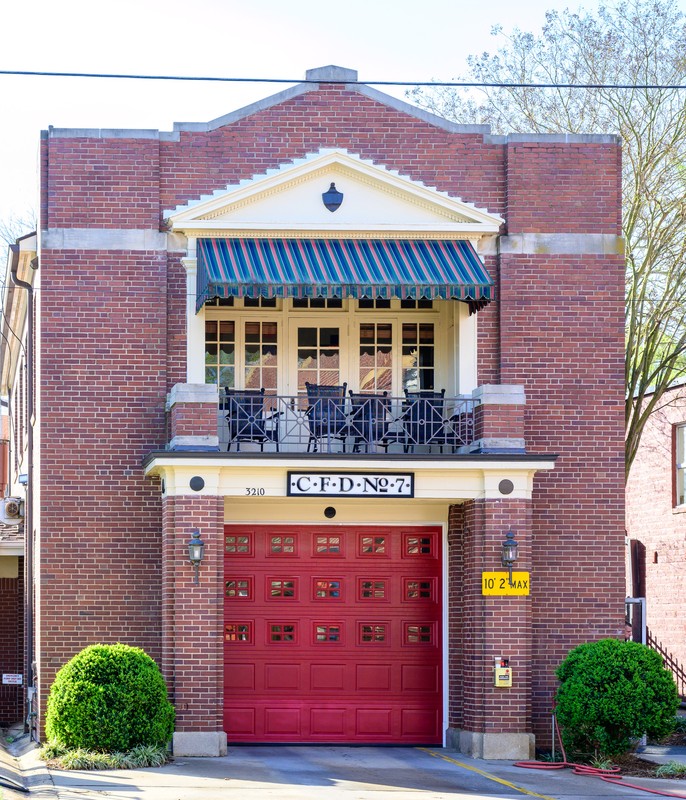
top-left (402, 389), bottom-right (457, 453)
top-left (304, 382), bottom-right (349, 453)
top-left (348, 391), bottom-right (403, 453)
top-left (225, 388), bottom-right (281, 452)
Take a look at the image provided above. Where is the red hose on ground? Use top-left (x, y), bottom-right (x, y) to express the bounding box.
top-left (514, 715), bottom-right (686, 798)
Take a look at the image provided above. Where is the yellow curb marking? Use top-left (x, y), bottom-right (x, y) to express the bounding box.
top-left (419, 748), bottom-right (558, 800)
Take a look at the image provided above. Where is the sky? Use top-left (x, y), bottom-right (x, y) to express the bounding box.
top-left (0, 0), bottom-right (680, 228)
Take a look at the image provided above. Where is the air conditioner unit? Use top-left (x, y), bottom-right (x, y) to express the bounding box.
top-left (0, 496), bottom-right (24, 525)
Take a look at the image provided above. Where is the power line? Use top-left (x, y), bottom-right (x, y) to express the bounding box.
top-left (1, 68), bottom-right (686, 90)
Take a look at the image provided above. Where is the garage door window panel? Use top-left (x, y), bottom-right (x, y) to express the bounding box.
top-left (225, 578), bottom-right (253, 599)
top-left (226, 622), bottom-right (253, 643)
top-left (359, 534), bottom-right (388, 556)
top-left (359, 579), bottom-right (388, 600)
top-left (314, 624), bottom-right (344, 643)
top-left (269, 623), bottom-right (297, 643)
top-left (359, 623), bottom-right (389, 644)
top-left (226, 533), bottom-right (253, 556)
top-left (313, 579), bottom-right (344, 600)
top-left (269, 534), bottom-right (298, 556)
top-left (268, 578), bottom-right (298, 599)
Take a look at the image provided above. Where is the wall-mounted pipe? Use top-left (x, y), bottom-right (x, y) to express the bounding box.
top-left (9, 242), bottom-right (36, 740)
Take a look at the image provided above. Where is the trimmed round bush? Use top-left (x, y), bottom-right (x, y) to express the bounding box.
top-left (555, 638), bottom-right (678, 758)
top-left (45, 643), bottom-right (174, 752)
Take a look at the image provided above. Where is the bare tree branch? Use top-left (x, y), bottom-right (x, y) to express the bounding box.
top-left (410, 0), bottom-right (686, 481)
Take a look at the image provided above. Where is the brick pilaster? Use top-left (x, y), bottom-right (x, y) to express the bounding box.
top-left (448, 498), bottom-right (533, 753)
top-left (161, 492), bottom-right (224, 735)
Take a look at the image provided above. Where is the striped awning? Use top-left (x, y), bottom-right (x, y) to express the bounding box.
top-left (196, 238), bottom-right (493, 312)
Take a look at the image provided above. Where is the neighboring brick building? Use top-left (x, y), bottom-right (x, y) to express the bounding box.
top-left (626, 381), bottom-right (686, 684)
top-left (0, 65), bottom-right (626, 757)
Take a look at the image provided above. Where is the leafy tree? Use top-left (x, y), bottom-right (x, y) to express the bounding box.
top-left (410, 0), bottom-right (686, 479)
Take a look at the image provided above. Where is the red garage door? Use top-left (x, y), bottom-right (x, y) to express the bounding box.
top-left (223, 524), bottom-right (442, 743)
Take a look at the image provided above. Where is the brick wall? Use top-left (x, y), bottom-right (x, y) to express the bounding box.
top-left (37, 248), bottom-right (168, 723)
top-left (496, 249), bottom-right (626, 741)
top-left (0, 566), bottom-right (24, 725)
top-left (626, 384), bottom-right (686, 668)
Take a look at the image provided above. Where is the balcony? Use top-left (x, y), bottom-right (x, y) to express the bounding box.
top-left (217, 389), bottom-right (477, 455)
top-left (167, 384), bottom-right (529, 458)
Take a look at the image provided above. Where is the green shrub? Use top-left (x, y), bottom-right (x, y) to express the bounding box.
top-left (555, 638), bottom-right (678, 759)
top-left (45, 643), bottom-right (174, 753)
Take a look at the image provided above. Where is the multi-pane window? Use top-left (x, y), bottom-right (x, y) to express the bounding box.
top-left (270, 535), bottom-right (296, 554)
top-left (205, 321), bottom-right (235, 388)
top-left (293, 298), bottom-right (343, 309)
top-left (404, 534), bottom-right (433, 556)
top-left (314, 624), bottom-right (342, 642)
top-left (360, 535), bottom-right (387, 555)
top-left (314, 579), bottom-right (342, 599)
top-left (360, 579), bottom-right (387, 599)
top-left (676, 424), bottom-right (686, 505)
top-left (359, 323), bottom-right (393, 392)
top-left (225, 534), bottom-right (252, 555)
top-left (269, 624), bottom-right (296, 642)
top-left (315, 535), bottom-right (342, 554)
top-left (244, 321), bottom-right (278, 391)
top-left (225, 579), bottom-right (252, 598)
top-left (360, 623), bottom-right (387, 643)
top-left (405, 624), bottom-right (433, 644)
top-left (404, 579), bottom-right (433, 600)
top-left (402, 322), bottom-right (435, 391)
top-left (269, 579), bottom-right (296, 598)
top-left (297, 327), bottom-right (340, 390)
top-left (225, 623), bottom-right (252, 642)
top-left (206, 304), bottom-right (443, 395)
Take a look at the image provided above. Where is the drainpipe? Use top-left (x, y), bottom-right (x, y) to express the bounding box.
top-left (9, 243), bottom-right (36, 741)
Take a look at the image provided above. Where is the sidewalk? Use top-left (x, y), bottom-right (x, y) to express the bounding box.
top-left (638, 743), bottom-right (686, 766)
top-left (5, 741), bottom-right (686, 800)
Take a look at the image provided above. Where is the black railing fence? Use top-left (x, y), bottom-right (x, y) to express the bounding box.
top-left (219, 389), bottom-right (478, 455)
top-left (647, 628), bottom-right (686, 699)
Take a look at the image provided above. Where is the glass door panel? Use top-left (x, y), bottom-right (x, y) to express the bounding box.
top-left (205, 320), bottom-right (236, 389)
top-left (359, 323), bottom-right (393, 392)
top-left (244, 321), bottom-right (278, 391)
top-left (402, 323), bottom-right (435, 391)
top-left (297, 326), bottom-right (341, 391)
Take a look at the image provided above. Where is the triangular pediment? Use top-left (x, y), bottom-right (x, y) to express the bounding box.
top-left (165, 149), bottom-right (503, 239)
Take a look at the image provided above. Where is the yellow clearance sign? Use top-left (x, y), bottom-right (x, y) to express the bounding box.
top-left (481, 572), bottom-right (530, 596)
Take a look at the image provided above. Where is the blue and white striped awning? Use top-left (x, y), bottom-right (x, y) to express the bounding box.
top-left (196, 238), bottom-right (493, 312)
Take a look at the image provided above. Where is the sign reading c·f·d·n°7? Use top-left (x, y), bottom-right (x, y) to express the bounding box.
top-left (287, 472), bottom-right (414, 498)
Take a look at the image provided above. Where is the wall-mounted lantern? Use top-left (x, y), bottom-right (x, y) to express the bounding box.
top-left (501, 529), bottom-right (518, 587)
top-left (187, 529), bottom-right (205, 585)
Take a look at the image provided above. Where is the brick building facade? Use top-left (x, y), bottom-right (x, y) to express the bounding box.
top-left (626, 382), bottom-right (686, 677)
top-left (0, 65), bottom-right (626, 756)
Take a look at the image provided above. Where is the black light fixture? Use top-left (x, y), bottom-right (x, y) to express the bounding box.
top-left (501, 529), bottom-right (519, 587)
top-left (322, 182), bottom-right (344, 212)
top-left (187, 529), bottom-right (205, 584)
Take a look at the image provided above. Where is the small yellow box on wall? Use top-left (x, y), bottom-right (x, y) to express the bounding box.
top-left (494, 667), bottom-right (513, 687)
top-left (481, 571), bottom-right (530, 596)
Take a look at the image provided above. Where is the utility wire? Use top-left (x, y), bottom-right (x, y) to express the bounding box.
top-left (1, 69), bottom-right (686, 90)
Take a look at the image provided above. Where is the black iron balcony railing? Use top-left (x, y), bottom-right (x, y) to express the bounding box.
top-left (219, 388), bottom-right (477, 455)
